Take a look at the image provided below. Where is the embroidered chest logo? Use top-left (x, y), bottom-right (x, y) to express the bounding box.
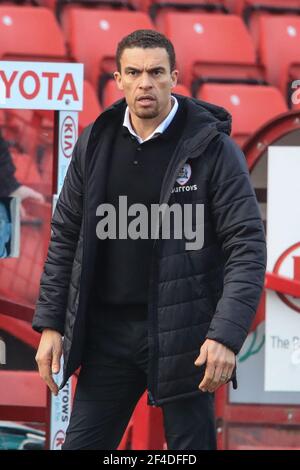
top-left (176, 163), bottom-right (192, 186)
top-left (172, 163), bottom-right (198, 193)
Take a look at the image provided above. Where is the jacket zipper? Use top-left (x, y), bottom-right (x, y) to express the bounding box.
top-left (147, 150), bottom-right (194, 407)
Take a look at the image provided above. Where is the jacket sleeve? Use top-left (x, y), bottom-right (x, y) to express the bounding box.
top-left (32, 131), bottom-right (87, 335)
top-left (0, 135), bottom-right (21, 197)
top-left (206, 133), bottom-right (267, 355)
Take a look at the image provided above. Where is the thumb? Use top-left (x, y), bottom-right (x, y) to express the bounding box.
top-left (52, 350), bottom-right (61, 374)
top-left (194, 343), bottom-right (208, 367)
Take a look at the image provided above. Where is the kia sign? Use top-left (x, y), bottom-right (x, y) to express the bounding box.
top-left (265, 147), bottom-right (300, 392)
top-left (61, 115), bottom-right (77, 158)
top-left (0, 61), bottom-right (83, 110)
top-left (57, 111), bottom-right (78, 193)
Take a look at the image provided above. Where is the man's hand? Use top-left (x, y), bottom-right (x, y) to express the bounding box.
top-left (194, 339), bottom-right (235, 393)
top-left (35, 329), bottom-right (63, 396)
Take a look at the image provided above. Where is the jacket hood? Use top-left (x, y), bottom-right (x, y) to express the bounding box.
top-left (174, 94), bottom-right (232, 137)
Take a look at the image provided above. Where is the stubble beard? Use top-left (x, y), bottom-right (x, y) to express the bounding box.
top-left (134, 102), bottom-right (160, 120)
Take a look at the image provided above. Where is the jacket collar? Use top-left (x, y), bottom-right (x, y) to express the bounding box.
top-left (87, 94), bottom-right (232, 159)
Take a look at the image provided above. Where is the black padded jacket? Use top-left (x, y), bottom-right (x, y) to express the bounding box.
top-left (32, 95), bottom-right (267, 406)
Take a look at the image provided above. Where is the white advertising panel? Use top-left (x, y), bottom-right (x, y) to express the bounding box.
top-left (0, 61), bottom-right (83, 110)
top-left (265, 147), bottom-right (300, 392)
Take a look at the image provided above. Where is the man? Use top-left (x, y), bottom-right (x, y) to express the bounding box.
top-left (32, 30), bottom-right (267, 450)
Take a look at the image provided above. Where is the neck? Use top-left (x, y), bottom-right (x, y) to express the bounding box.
top-left (130, 98), bottom-right (173, 141)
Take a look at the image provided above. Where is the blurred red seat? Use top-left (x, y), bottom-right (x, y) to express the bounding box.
top-left (39, 0), bottom-right (57, 10)
top-left (61, 8), bottom-right (153, 89)
top-left (172, 83), bottom-right (191, 96)
top-left (11, 149), bottom-right (43, 192)
top-left (0, 5), bottom-right (66, 60)
top-left (134, 0), bottom-right (226, 12)
top-left (152, 0), bottom-right (228, 30)
top-left (79, 80), bottom-right (102, 132)
top-left (55, 0), bottom-right (134, 17)
top-left (158, 12), bottom-right (262, 89)
top-left (101, 79), bottom-right (128, 107)
top-left (224, 0), bottom-right (300, 16)
top-left (198, 83), bottom-right (287, 146)
top-left (257, 15), bottom-right (300, 100)
top-left (224, 1), bottom-right (300, 45)
top-left (131, 0), bottom-right (227, 27)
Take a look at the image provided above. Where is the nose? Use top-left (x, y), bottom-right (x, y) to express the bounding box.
top-left (138, 72), bottom-right (152, 89)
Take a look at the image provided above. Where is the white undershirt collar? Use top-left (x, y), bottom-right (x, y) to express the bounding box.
top-left (123, 95), bottom-right (178, 144)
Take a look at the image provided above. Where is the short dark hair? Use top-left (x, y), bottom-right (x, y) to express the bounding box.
top-left (116, 29), bottom-right (176, 72)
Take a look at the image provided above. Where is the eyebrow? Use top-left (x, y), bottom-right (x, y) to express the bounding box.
top-left (124, 66), bottom-right (166, 73)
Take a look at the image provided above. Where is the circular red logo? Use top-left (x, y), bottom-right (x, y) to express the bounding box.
top-left (273, 241), bottom-right (300, 313)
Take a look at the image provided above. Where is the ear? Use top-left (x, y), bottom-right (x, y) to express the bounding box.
top-left (170, 69), bottom-right (179, 89)
top-left (114, 71), bottom-right (124, 91)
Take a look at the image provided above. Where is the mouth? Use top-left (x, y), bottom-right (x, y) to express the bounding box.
top-left (137, 95), bottom-right (156, 106)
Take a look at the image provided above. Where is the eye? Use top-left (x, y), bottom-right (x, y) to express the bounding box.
top-left (128, 70), bottom-right (137, 76)
top-left (153, 70), bottom-right (163, 76)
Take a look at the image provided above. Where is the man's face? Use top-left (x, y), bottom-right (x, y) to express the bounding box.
top-left (114, 47), bottom-right (178, 120)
